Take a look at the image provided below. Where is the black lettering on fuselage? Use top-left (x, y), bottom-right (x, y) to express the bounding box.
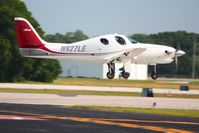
top-left (77, 46), bottom-right (82, 52)
top-left (82, 45), bottom-right (86, 52)
top-left (74, 46), bottom-right (78, 52)
top-left (60, 45), bottom-right (87, 53)
top-left (69, 46), bottom-right (74, 52)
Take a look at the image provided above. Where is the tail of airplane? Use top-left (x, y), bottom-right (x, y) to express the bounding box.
top-left (14, 17), bottom-right (46, 49)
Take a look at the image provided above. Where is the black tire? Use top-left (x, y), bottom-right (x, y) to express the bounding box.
top-left (122, 72), bottom-right (130, 79)
top-left (107, 72), bottom-right (115, 79)
top-left (151, 72), bottom-right (158, 80)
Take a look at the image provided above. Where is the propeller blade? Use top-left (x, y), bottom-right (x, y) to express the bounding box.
top-left (174, 48), bottom-right (185, 73)
top-left (175, 56), bottom-right (178, 71)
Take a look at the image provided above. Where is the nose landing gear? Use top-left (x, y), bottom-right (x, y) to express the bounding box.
top-left (151, 65), bottom-right (158, 80)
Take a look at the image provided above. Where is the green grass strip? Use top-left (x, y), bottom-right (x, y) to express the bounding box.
top-left (0, 88), bottom-right (140, 96)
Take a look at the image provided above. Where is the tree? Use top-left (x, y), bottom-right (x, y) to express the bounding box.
top-left (0, 0), bottom-right (62, 82)
top-left (45, 30), bottom-right (88, 43)
top-left (0, 37), bottom-right (11, 81)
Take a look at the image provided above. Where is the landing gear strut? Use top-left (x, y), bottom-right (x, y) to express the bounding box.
top-left (107, 62), bottom-right (115, 79)
top-left (151, 65), bottom-right (158, 80)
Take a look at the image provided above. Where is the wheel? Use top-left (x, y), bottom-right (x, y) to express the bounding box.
top-left (122, 72), bottom-right (130, 79)
top-left (151, 72), bottom-right (158, 80)
top-left (107, 72), bottom-right (115, 79)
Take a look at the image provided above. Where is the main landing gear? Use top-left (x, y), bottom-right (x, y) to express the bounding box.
top-left (107, 62), bottom-right (115, 79)
top-left (119, 67), bottom-right (130, 79)
top-left (151, 65), bottom-right (158, 80)
top-left (106, 62), bottom-right (130, 79)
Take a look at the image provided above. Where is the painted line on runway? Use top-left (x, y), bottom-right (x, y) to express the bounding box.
top-left (0, 109), bottom-right (194, 133)
top-left (50, 117), bottom-right (193, 133)
top-left (99, 118), bottom-right (199, 125)
top-left (0, 115), bottom-right (47, 120)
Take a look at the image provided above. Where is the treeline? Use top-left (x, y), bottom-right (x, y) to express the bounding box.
top-left (0, 0), bottom-right (62, 82)
top-left (45, 30), bottom-right (88, 43)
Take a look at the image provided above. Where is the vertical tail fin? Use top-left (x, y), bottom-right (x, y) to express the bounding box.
top-left (14, 17), bottom-right (46, 48)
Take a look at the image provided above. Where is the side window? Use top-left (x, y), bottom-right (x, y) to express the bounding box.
top-left (100, 38), bottom-right (109, 45)
top-left (115, 36), bottom-right (126, 45)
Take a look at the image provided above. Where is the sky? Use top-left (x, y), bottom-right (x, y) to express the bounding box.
top-left (24, 0), bottom-right (199, 37)
top-left (22, 0), bottom-right (198, 77)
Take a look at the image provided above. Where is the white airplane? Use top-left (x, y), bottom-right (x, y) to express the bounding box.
top-left (14, 17), bottom-right (185, 80)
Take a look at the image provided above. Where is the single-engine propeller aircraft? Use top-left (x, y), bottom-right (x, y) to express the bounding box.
top-left (15, 17), bottom-right (185, 80)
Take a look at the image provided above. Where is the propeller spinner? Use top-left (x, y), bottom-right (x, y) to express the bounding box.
top-left (174, 49), bottom-right (185, 71)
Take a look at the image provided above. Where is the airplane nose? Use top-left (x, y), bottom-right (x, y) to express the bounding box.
top-left (175, 49), bottom-right (185, 57)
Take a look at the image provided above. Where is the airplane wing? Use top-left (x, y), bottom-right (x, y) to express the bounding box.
top-left (107, 48), bottom-right (146, 63)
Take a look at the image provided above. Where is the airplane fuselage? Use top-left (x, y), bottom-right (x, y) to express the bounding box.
top-left (19, 34), bottom-right (176, 65)
top-left (15, 17), bottom-right (185, 79)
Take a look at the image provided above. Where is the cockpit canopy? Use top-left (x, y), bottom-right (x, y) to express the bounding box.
top-left (127, 37), bottom-right (138, 44)
top-left (99, 34), bottom-right (138, 46)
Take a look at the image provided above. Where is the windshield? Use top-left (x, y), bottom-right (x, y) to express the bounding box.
top-left (128, 37), bottom-right (138, 44)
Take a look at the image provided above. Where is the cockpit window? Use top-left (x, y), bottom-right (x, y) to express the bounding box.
top-left (115, 36), bottom-right (126, 45)
top-left (100, 38), bottom-right (109, 45)
top-left (128, 37), bottom-right (138, 44)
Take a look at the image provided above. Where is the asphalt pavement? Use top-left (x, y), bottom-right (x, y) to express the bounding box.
top-left (0, 103), bottom-right (198, 133)
top-left (1, 83), bottom-right (199, 95)
top-left (0, 92), bottom-right (199, 109)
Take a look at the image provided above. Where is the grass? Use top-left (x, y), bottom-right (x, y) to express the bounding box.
top-left (53, 78), bottom-right (185, 89)
top-left (0, 88), bottom-right (199, 98)
top-left (71, 105), bottom-right (199, 118)
top-left (190, 80), bottom-right (199, 85)
top-left (0, 88), bottom-right (140, 96)
top-left (20, 77), bottom-right (199, 90)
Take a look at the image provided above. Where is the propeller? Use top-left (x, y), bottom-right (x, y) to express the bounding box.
top-left (175, 50), bottom-right (178, 71)
top-left (174, 49), bottom-right (185, 57)
top-left (164, 46), bottom-right (185, 73)
top-left (174, 49), bottom-right (185, 71)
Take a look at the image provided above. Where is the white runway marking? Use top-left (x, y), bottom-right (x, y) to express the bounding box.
top-left (0, 115), bottom-right (47, 121)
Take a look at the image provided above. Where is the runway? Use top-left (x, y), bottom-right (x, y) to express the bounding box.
top-left (0, 83), bottom-right (199, 95)
top-left (0, 103), bottom-right (198, 133)
top-left (0, 93), bottom-right (199, 109)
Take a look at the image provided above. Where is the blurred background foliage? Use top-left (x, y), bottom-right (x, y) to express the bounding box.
top-left (0, 0), bottom-right (198, 83)
top-left (0, 0), bottom-right (62, 82)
